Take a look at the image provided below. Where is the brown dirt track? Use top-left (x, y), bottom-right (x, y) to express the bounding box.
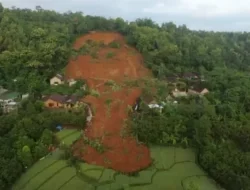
top-left (66, 32), bottom-right (152, 173)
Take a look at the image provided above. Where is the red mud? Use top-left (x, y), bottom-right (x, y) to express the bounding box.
top-left (66, 32), bottom-right (152, 173)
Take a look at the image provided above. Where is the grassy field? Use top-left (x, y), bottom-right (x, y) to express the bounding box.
top-left (56, 129), bottom-right (80, 140)
top-left (13, 129), bottom-right (222, 190)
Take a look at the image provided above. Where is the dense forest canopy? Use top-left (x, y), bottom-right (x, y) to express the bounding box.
top-left (1, 3), bottom-right (250, 190)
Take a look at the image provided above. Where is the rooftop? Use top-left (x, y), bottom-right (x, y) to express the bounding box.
top-left (0, 91), bottom-right (19, 100)
top-left (181, 72), bottom-right (200, 78)
top-left (43, 94), bottom-right (80, 104)
top-left (189, 83), bottom-right (207, 93)
top-left (54, 74), bottom-right (64, 80)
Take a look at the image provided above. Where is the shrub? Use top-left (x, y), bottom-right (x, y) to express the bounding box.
top-left (79, 44), bottom-right (90, 55)
top-left (90, 89), bottom-right (100, 97)
top-left (98, 41), bottom-right (105, 47)
top-left (90, 51), bottom-right (98, 59)
top-left (105, 80), bottom-right (116, 86)
top-left (108, 41), bottom-right (120, 48)
top-left (106, 51), bottom-right (115, 59)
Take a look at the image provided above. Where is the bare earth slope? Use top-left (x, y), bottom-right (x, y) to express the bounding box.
top-left (66, 32), bottom-right (151, 173)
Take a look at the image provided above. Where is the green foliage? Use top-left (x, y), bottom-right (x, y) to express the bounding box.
top-left (186, 181), bottom-right (200, 190)
top-left (90, 89), bottom-right (100, 97)
top-left (130, 86), bottom-right (250, 190)
top-left (49, 109), bottom-right (87, 129)
top-left (90, 51), bottom-right (98, 59)
top-left (33, 143), bottom-right (48, 160)
top-left (40, 129), bottom-right (53, 146)
top-left (105, 99), bottom-right (112, 115)
top-left (82, 134), bottom-right (105, 153)
top-left (105, 80), bottom-right (121, 91)
top-left (106, 51), bottom-right (115, 59)
top-left (105, 80), bottom-right (116, 86)
top-left (18, 145), bottom-right (33, 167)
top-left (43, 79), bottom-right (87, 96)
top-left (59, 144), bottom-right (78, 167)
top-left (0, 99), bottom-right (88, 189)
top-left (0, 4), bottom-right (250, 190)
top-left (108, 41), bottom-right (121, 48)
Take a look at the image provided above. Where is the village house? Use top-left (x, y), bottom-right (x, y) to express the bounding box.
top-left (0, 91), bottom-right (19, 113)
top-left (181, 72), bottom-right (200, 80)
top-left (165, 74), bottom-right (179, 83)
top-left (50, 74), bottom-right (65, 86)
top-left (166, 94), bottom-right (178, 104)
top-left (133, 96), bottom-right (166, 112)
top-left (43, 94), bottom-right (82, 109)
top-left (188, 84), bottom-right (209, 96)
top-left (68, 79), bottom-right (77, 86)
top-left (148, 100), bottom-right (165, 112)
top-left (172, 88), bottom-right (188, 98)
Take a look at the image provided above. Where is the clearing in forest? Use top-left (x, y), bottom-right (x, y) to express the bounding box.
top-left (66, 32), bottom-right (152, 173)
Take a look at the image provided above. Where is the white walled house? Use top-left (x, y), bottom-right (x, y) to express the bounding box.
top-left (50, 74), bottom-right (64, 86)
top-left (172, 89), bottom-right (188, 98)
top-left (0, 91), bottom-right (19, 113)
top-left (188, 88), bottom-right (209, 96)
top-left (68, 79), bottom-right (77, 86)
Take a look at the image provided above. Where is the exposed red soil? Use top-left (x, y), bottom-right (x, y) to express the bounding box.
top-left (66, 32), bottom-right (152, 173)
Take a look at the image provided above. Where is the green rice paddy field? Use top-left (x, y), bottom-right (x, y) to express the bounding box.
top-left (13, 129), bottom-right (223, 190)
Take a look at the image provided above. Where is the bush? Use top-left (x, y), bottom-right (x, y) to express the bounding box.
top-left (105, 80), bottom-right (116, 86)
top-left (98, 41), bottom-right (105, 47)
top-left (108, 41), bottom-right (121, 48)
top-left (79, 44), bottom-right (90, 55)
top-left (90, 89), bottom-right (100, 97)
top-left (90, 51), bottom-right (98, 59)
top-left (106, 51), bottom-right (115, 59)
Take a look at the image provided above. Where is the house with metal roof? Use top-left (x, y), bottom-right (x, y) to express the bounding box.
top-left (43, 94), bottom-right (82, 109)
top-left (0, 91), bottom-right (19, 113)
top-left (188, 83), bottom-right (209, 96)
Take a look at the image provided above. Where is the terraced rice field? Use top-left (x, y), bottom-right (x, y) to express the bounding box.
top-left (13, 130), bottom-right (222, 190)
top-left (56, 129), bottom-right (82, 145)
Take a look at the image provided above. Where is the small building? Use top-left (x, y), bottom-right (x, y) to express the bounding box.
top-left (0, 91), bottom-right (19, 103)
top-left (68, 79), bottom-right (77, 87)
top-left (64, 95), bottom-right (81, 108)
top-left (166, 76), bottom-right (178, 83)
top-left (187, 82), bottom-right (209, 96)
top-left (166, 95), bottom-right (178, 104)
top-left (188, 86), bottom-right (209, 96)
top-left (181, 72), bottom-right (200, 80)
top-left (148, 100), bottom-right (165, 112)
top-left (22, 93), bottom-right (29, 99)
top-left (0, 91), bottom-right (19, 113)
top-left (43, 94), bottom-right (66, 108)
top-left (172, 88), bottom-right (188, 98)
top-left (50, 74), bottom-right (64, 86)
top-left (165, 74), bottom-right (179, 83)
top-left (43, 94), bottom-right (81, 109)
top-left (4, 102), bottom-right (18, 113)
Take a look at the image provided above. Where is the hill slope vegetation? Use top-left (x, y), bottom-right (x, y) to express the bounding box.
top-left (0, 4), bottom-right (250, 190)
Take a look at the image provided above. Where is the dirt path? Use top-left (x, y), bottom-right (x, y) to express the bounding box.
top-left (66, 32), bottom-right (151, 173)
